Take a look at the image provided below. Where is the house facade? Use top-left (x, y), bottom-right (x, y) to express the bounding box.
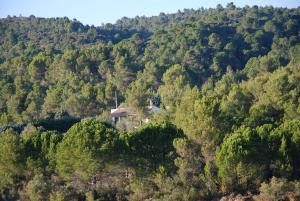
top-left (110, 100), bottom-right (160, 128)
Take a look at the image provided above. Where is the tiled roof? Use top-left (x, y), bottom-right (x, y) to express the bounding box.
top-left (110, 107), bottom-right (131, 117)
top-left (111, 105), bottom-right (160, 117)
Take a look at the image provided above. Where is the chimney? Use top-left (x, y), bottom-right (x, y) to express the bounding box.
top-left (149, 99), bottom-right (153, 107)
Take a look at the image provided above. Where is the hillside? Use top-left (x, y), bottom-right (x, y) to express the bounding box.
top-left (0, 4), bottom-right (300, 201)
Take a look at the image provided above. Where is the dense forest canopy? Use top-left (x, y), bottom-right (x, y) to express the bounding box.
top-left (1, 3), bottom-right (300, 201)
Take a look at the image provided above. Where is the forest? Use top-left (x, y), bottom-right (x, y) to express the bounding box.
top-left (1, 3), bottom-right (300, 201)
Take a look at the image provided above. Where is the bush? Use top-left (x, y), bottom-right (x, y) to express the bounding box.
top-left (254, 177), bottom-right (300, 201)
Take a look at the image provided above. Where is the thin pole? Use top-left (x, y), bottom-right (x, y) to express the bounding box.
top-left (115, 91), bottom-right (118, 109)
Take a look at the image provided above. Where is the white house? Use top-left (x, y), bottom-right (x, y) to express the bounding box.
top-left (110, 100), bottom-right (160, 126)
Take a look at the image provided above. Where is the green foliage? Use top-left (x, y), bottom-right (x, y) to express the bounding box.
top-left (172, 138), bottom-right (209, 200)
top-left (1, 5), bottom-right (300, 125)
top-left (28, 53), bottom-right (51, 83)
top-left (158, 64), bottom-right (190, 115)
top-left (216, 120), bottom-right (300, 193)
top-left (216, 126), bottom-right (267, 193)
top-left (0, 4), bottom-right (300, 200)
top-left (254, 177), bottom-right (300, 201)
top-left (245, 104), bottom-right (283, 128)
top-left (175, 88), bottom-right (227, 160)
top-left (126, 121), bottom-right (184, 170)
top-left (0, 129), bottom-right (24, 190)
top-left (270, 120), bottom-right (300, 178)
top-left (26, 174), bottom-right (51, 201)
top-left (125, 77), bottom-right (152, 117)
top-left (56, 119), bottom-right (119, 181)
top-left (24, 130), bottom-right (63, 174)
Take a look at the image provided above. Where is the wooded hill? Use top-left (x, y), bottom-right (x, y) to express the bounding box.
top-left (1, 3), bottom-right (300, 201)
